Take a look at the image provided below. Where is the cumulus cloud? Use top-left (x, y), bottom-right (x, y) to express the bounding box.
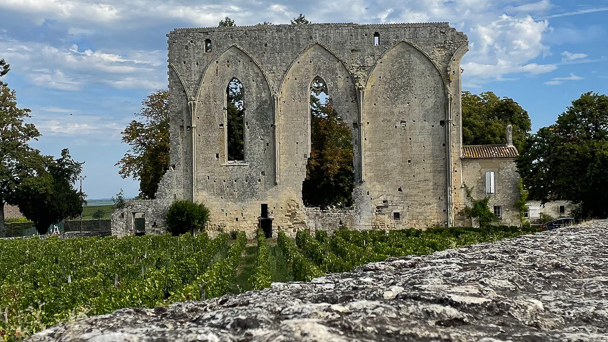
top-left (0, 39), bottom-right (165, 91)
top-left (462, 14), bottom-right (554, 86)
top-left (544, 73), bottom-right (583, 85)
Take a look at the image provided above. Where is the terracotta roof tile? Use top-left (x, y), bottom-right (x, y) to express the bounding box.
top-left (462, 145), bottom-right (519, 159)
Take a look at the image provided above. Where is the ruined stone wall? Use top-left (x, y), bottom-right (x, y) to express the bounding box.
top-left (460, 157), bottom-right (521, 226)
top-left (151, 23), bottom-right (469, 236)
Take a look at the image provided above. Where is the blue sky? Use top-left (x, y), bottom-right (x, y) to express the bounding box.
top-left (1, 0), bottom-right (606, 199)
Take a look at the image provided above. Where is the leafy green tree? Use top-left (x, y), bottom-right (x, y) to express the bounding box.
top-left (291, 14), bottom-right (310, 25)
top-left (517, 92), bottom-right (608, 218)
top-left (462, 91), bottom-right (531, 152)
top-left (219, 17), bottom-right (235, 27)
top-left (17, 149), bottom-right (85, 234)
top-left (302, 82), bottom-right (354, 208)
top-left (117, 90), bottom-right (170, 199)
top-left (165, 200), bottom-right (210, 236)
top-left (112, 188), bottom-right (126, 209)
top-left (227, 79), bottom-right (244, 160)
top-left (0, 71), bottom-right (40, 237)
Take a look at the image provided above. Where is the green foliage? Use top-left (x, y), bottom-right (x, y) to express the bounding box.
top-left (165, 200), bottom-right (210, 236)
top-left (116, 90), bottom-right (169, 199)
top-left (302, 79), bottom-right (354, 208)
top-left (462, 91), bottom-right (531, 152)
top-left (0, 226), bottom-right (541, 339)
top-left (277, 231), bottom-right (324, 281)
top-left (16, 149), bottom-right (85, 234)
top-left (291, 13), bottom-right (310, 25)
top-left (227, 79), bottom-right (244, 161)
top-left (517, 92), bottom-right (608, 218)
top-left (0, 76), bottom-right (39, 237)
top-left (219, 17), bottom-right (235, 27)
top-left (112, 189), bottom-right (126, 209)
top-left (0, 233), bottom-right (222, 338)
top-left (463, 186), bottom-right (497, 228)
top-left (4, 217), bottom-right (30, 224)
top-left (514, 179), bottom-right (529, 225)
top-left (249, 230), bottom-right (272, 290)
top-left (0, 59), bottom-right (9, 77)
top-left (175, 232), bottom-right (245, 300)
top-left (92, 210), bottom-right (105, 219)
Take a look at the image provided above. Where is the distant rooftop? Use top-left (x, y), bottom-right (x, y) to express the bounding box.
top-left (462, 145), bottom-right (519, 159)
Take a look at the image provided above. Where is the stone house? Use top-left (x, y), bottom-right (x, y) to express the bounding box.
top-left (112, 23), bottom-right (524, 237)
top-left (459, 127), bottom-right (522, 227)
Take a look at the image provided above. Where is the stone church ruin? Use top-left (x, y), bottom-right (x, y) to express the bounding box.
top-left (113, 22), bottom-right (522, 237)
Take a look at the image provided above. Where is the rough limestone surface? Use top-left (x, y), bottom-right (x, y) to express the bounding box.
top-left (29, 222), bottom-right (608, 342)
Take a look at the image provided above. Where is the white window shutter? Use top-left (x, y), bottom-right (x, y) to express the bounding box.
top-left (485, 171), bottom-right (495, 194)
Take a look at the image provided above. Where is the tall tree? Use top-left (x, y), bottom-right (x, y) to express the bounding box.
top-left (302, 85), bottom-right (354, 208)
top-left (291, 14), bottom-right (310, 25)
top-left (17, 149), bottom-right (85, 234)
top-left (219, 17), bottom-right (235, 27)
top-left (117, 90), bottom-right (170, 199)
top-left (462, 91), bottom-right (531, 152)
top-left (0, 71), bottom-right (40, 237)
top-left (517, 92), bottom-right (608, 218)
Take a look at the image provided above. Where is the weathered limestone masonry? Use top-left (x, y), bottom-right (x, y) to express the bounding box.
top-left (114, 23), bottom-right (477, 236)
top-left (30, 222), bottom-right (608, 341)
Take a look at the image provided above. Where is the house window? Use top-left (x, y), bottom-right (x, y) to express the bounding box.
top-left (393, 212), bottom-right (400, 220)
top-left (559, 205), bottom-right (565, 215)
top-left (485, 171), bottom-right (495, 194)
top-left (494, 206), bottom-right (502, 219)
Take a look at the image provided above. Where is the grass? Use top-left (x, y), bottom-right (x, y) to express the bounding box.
top-left (81, 205), bottom-right (114, 220)
top-left (233, 245), bottom-right (259, 293)
top-left (232, 239), bottom-right (294, 293)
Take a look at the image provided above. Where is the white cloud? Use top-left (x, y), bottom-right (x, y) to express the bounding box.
top-left (544, 73), bottom-right (583, 85)
top-left (0, 39), bottom-right (165, 91)
top-left (561, 51), bottom-right (588, 62)
top-left (30, 112), bottom-right (124, 140)
top-left (506, 0), bottom-right (552, 13)
top-left (543, 7), bottom-right (608, 19)
top-left (462, 14), bottom-right (554, 86)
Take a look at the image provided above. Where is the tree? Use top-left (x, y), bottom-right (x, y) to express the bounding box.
top-left (291, 14), bottom-right (310, 25)
top-left (219, 17), bottom-right (235, 27)
top-left (227, 79), bottom-right (244, 160)
top-left (16, 149), bottom-right (85, 234)
top-left (0, 70), bottom-right (40, 237)
top-left (117, 90), bottom-right (170, 199)
top-left (517, 92), bottom-right (608, 218)
top-left (165, 200), bottom-right (210, 236)
top-left (302, 85), bottom-right (354, 208)
top-left (112, 188), bottom-right (126, 209)
top-left (0, 59), bottom-right (9, 77)
top-left (462, 91), bottom-right (531, 152)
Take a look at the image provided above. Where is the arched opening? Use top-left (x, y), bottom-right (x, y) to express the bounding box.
top-left (227, 78), bottom-right (244, 161)
top-left (205, 39), bottom-right (212, 52)
top-left (373, 32), bottom-right (379, 46)
top-left (302, 77), bottom-right (354, 208)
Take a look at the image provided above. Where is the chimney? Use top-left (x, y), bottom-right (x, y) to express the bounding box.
top-left (506, 125), bottom-right (513, 147)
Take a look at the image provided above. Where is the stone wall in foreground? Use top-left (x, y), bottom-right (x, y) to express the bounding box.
top-left (30, 222), bottom-right (608, 342)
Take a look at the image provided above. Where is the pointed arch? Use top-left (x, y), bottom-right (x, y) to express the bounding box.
top-left (362, 39), bottom-right (448, 223)
top-left (169, 63), bottom-right (192, 100)
top-left (366, 41), bottom-right (448, 91)
top-left (278, 42), bottom-right (356, 95)
top-left (277, 42), bottom-right (360, 200)
top-left (195, 44), bottom-right (272, 101)
top-left (195, 44), bottom-right (275, 199)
